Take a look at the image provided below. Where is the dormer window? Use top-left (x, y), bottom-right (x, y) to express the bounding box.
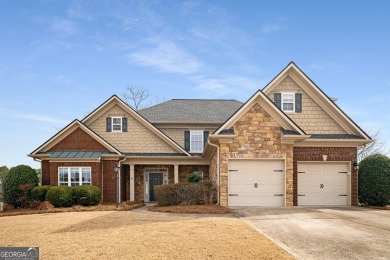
top-left (106, 117), bottom-right (128, 132)
top-left (112, 117), bottom-right (122, 132)
top-left (282, 93), bottom-right (295, 112)
top-left (274, 93), bottom-right (302, 113)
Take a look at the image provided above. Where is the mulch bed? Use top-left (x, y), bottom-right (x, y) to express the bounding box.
top-left (149, 204), bottom-right (231, 214)
top-left (0, 202), bottom-right (144, 217)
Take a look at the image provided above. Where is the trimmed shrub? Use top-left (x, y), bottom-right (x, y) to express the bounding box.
top-left (31, 186), bottom-right (52, 202)
top-left (154, 184), bottom-right (179, 206)
top-left (359, 154), bottom-right (390, 206)
top-left (45, 186), bottom-right (73, 207)
top-left (2, 165), bottom-right (39, 207)
top-left (73, 185), bottom-right (101, 206)
top-left (155, 181), bottom-right (217, 206)
top-left (185, 173), bottom-right (202, 183)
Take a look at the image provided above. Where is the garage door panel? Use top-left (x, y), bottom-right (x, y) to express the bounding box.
top-left (228, 160), bottom-right (284, 207)
top-left (298, 162), bottom-right (349, 206)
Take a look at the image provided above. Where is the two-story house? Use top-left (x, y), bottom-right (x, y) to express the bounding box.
top-left (29, 62), bottom-right (372, 207)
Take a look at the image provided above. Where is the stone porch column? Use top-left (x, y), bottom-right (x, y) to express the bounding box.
top-left (129, 164), bottom-right (135, 202)
top-left (174, 164), bottom-right (179, 183)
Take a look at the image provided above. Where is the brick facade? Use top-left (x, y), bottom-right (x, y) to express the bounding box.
top-left (41, 160), bottom-right (119, 203)
top-left (51, 127), bottom-right (107, 151)
top-left (219, 103), bottom-right (294, 207)
top-left (293, 147), bottom-right (358, 206)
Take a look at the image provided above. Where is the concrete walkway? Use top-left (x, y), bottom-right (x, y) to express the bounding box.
top-left (232, 207), bottom-right (390, 260)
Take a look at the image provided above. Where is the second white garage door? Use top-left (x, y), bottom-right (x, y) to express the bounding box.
top-left (298, 162), bottom-right (350, 206)
top-left (228, 159), bottom-right (285, 207)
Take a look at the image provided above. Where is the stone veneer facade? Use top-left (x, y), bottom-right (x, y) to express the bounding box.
top-left (219, 103), bottom-right (294, 207)
top-left (268, 76), bottom-right (347, 134)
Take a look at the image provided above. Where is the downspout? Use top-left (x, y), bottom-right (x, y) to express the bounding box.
top-left (207, 139), bottom-right (220, 204)
top-left (101, 158), bottom-right (104, 203)
top-left (118, 157), bottom-right (126, 203)
top-left (33, 158), bottom-right (42, 185)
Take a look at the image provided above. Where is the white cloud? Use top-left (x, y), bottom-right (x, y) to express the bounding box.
top-left (262, 23), bottom-right (282, 33)
top-left (192, 75), bottom-right (262, 98)
top-left (309, 62), bottom-right (343, 70)
top-left (49, 19), bottom-right (77, 36)
top-left (54, 75), bottom-right (73, 85)
top-left (14, 113), bottom-right (69, 124)
top-left (128, 38), bottom-right (202, 74)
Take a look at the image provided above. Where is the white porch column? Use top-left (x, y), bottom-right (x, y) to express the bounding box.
top-left (130, 164), bottom-right (135, 202)
top-left (174, 164), bottom-right (179, 183)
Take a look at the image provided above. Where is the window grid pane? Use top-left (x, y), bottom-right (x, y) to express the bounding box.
top-left (282, 93), bottom-right (294, 112)
top-left (112, 117), bottom-right (122, 131)
top-left (71, 168), bottom-right (79, 186)
top-left (82, 168), bottom-right (91, 184)
top-left (59, 168), bottom-right (68, 185)
top-left (190, 131), bottom-right (203, 152)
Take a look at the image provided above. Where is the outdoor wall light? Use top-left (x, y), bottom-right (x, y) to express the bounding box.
top-left (353, 162), bottom-right (359, 171)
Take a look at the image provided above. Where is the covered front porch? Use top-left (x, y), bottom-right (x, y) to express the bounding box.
top-left (119, 157), bottom-right (210, 203)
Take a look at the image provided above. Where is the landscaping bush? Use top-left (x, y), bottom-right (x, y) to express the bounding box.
top-left (185, 172), bottom-right (202, 183)
top-left (154, 184), bottom-right (179, 206)
top-left (359, 154), bottom-right (390, 206)
top-left (155, 181), bottom-right (217, 206)
top-left (73, 185), bottom-right (101, 206)
top-left (31, 186), bottom-right (52, 202)
top-left (45, 186), bottom-right (73, 207)
top-left (2, 165), bottom-right (39, 207)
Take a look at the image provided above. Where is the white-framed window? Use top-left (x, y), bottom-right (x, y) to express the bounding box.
top-left (112, 117), bottom-right (122, 132)
top-left (282, 93), bottom-right (295, 112)
top-left (58, 167), bottom-right (91, 187)
top-left (190, 131), bottom-right (204, 152)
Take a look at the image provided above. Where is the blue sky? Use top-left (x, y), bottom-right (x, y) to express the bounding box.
top-left (1, 0), bottom-right (389, 168)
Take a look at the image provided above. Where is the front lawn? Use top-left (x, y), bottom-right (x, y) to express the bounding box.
top-left (0, 211), bottom-right (294, 259)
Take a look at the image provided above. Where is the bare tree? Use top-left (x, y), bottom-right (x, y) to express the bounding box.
top-left (358, 128), bottom-right (389, 161)
top-left (122, 85), bottom-right (150, 110)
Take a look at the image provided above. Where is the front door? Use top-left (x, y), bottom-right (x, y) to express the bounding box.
top-left (149, 173), bottom-right (163, 201)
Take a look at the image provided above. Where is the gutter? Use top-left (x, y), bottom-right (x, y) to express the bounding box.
top-left (207, 139), bottom-right (220, 204)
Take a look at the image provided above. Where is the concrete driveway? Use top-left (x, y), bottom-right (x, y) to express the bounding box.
top-left (233, 207), bottom-right (390, 260)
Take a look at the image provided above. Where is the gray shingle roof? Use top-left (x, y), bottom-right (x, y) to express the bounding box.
top-left (281, 128), bottom-right (301, 135)
top-left (139, 99), bottom-right (243, 123)
top-left (309, 134), bottom-right (365, 139)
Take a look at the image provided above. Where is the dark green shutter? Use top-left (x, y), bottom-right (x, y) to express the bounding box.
top-left (184, 131), bottom-right (190, 151)
top-left (106, 117), bottom-right (112, 132)
top-left (295, 93), bottom-right (302, 113)
top-left (274, 93), bottom-right (281, 109)
top-left (203, 131), bottom-right (209, 148)
top-left (122, 117), bottom-right (128, 132)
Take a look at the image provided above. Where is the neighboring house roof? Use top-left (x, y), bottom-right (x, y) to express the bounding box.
top-left (29, 120), bottom-right (122, 156)
top-left (139, 99), bottom-right (243, 123)
top-left (262, 61), bottom-right (371, 140)
top-left (214, 90), bottom-right (307, 136)
top-left (81, 95), bottom-right (191, 156)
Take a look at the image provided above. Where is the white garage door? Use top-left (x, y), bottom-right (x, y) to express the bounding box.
top-left (228, 160), bottom-right (285, 207)
top-left (298, 162), bottom-right (349, 206)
